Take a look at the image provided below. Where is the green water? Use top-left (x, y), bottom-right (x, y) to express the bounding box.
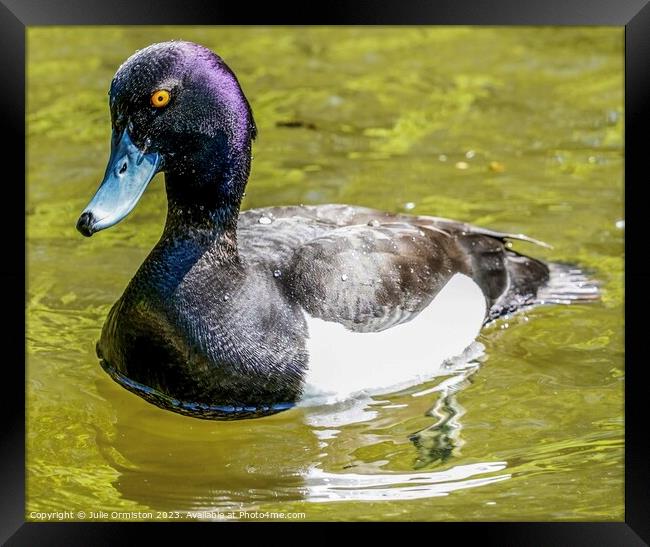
top-left (26, 27), bottom-right (624, 521)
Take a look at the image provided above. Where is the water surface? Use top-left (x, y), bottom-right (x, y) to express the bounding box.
top-left (26, 27), bottom-right (624, 521)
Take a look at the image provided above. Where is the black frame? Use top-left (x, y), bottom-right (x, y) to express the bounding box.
top-left (5, 0), bottom-right (647, 544)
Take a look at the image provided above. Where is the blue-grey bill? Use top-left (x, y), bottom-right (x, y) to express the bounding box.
top-left (76, 129), bottom-right (161, 236)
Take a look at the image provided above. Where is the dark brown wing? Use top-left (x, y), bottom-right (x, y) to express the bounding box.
top-left (282, 222), bottom-right (473, 332)
top-left (238, 204), bottom-right (553, 328)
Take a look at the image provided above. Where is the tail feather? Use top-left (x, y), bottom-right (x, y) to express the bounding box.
top-left (486, 255), bottom-right (600, 323)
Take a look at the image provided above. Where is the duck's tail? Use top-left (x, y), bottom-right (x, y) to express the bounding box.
top-left (485, 253), bottom-right (600, 323)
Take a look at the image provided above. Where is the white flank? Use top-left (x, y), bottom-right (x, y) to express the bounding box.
top-left (300, 273), bottom-right (487, 405)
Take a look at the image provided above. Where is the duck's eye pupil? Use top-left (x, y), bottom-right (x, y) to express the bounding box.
top-left (151, 90), bottom-right (170, 108)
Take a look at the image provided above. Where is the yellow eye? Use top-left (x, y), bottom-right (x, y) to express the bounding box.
top-left (151, 89), bottom-right (170, 108)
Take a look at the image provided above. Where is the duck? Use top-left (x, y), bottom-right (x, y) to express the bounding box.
top-left (76, 41), bottom-right (598, 420)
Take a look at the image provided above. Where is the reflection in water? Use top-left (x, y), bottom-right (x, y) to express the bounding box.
top-left (94, 378), bottom-right (314, 511)
top-left (303, 394), bottom-right (378, 430)
top-left (299, 342), bottom-right (500, 503)
top-left (410, 394), bottom-right (467, 467)
top-left (94, 340), bottom-right (512, 512)
top-left (409, 344), bottom-right (484, 467)
top-left (304, 463), bottom-right (510, 502)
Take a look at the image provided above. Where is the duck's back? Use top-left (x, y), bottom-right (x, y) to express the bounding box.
top-left (238, 204), bottom-right (556, 325)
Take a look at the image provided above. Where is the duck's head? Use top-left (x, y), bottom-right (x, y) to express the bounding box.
top-left (77, 41), bottom-right (256, 237)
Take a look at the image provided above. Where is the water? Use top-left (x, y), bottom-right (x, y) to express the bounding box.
top-left (26, 27), bottom-right (623, 521)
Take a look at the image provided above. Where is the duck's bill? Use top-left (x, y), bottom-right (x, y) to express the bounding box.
top-left (76, 130), bottom-right (161, 237)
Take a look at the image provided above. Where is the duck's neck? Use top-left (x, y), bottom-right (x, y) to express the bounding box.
top-left (160, 150), bottom-right (251, 262)
top-left (162, 189), bottom-right (240, 261)
top-left (133, 174), bottom-right (244, 300)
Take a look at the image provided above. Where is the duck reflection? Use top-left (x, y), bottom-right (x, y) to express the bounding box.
top-left (93, 341), bottom-right (509, 513)
top-left (303, 341), bottom-right (483, 469)
top-left (411, 396), bottom-right (466, 467)
top-left (410, 369), bottom-right (475, 468)
top-left (94, 377), bottom-right (315, 512)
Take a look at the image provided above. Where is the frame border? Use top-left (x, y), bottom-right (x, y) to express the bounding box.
top-left (7, 1), bottom-right (646, 544)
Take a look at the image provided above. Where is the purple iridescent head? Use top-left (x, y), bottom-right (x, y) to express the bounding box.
top-left (77, 41), bottom-right (257, 237)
